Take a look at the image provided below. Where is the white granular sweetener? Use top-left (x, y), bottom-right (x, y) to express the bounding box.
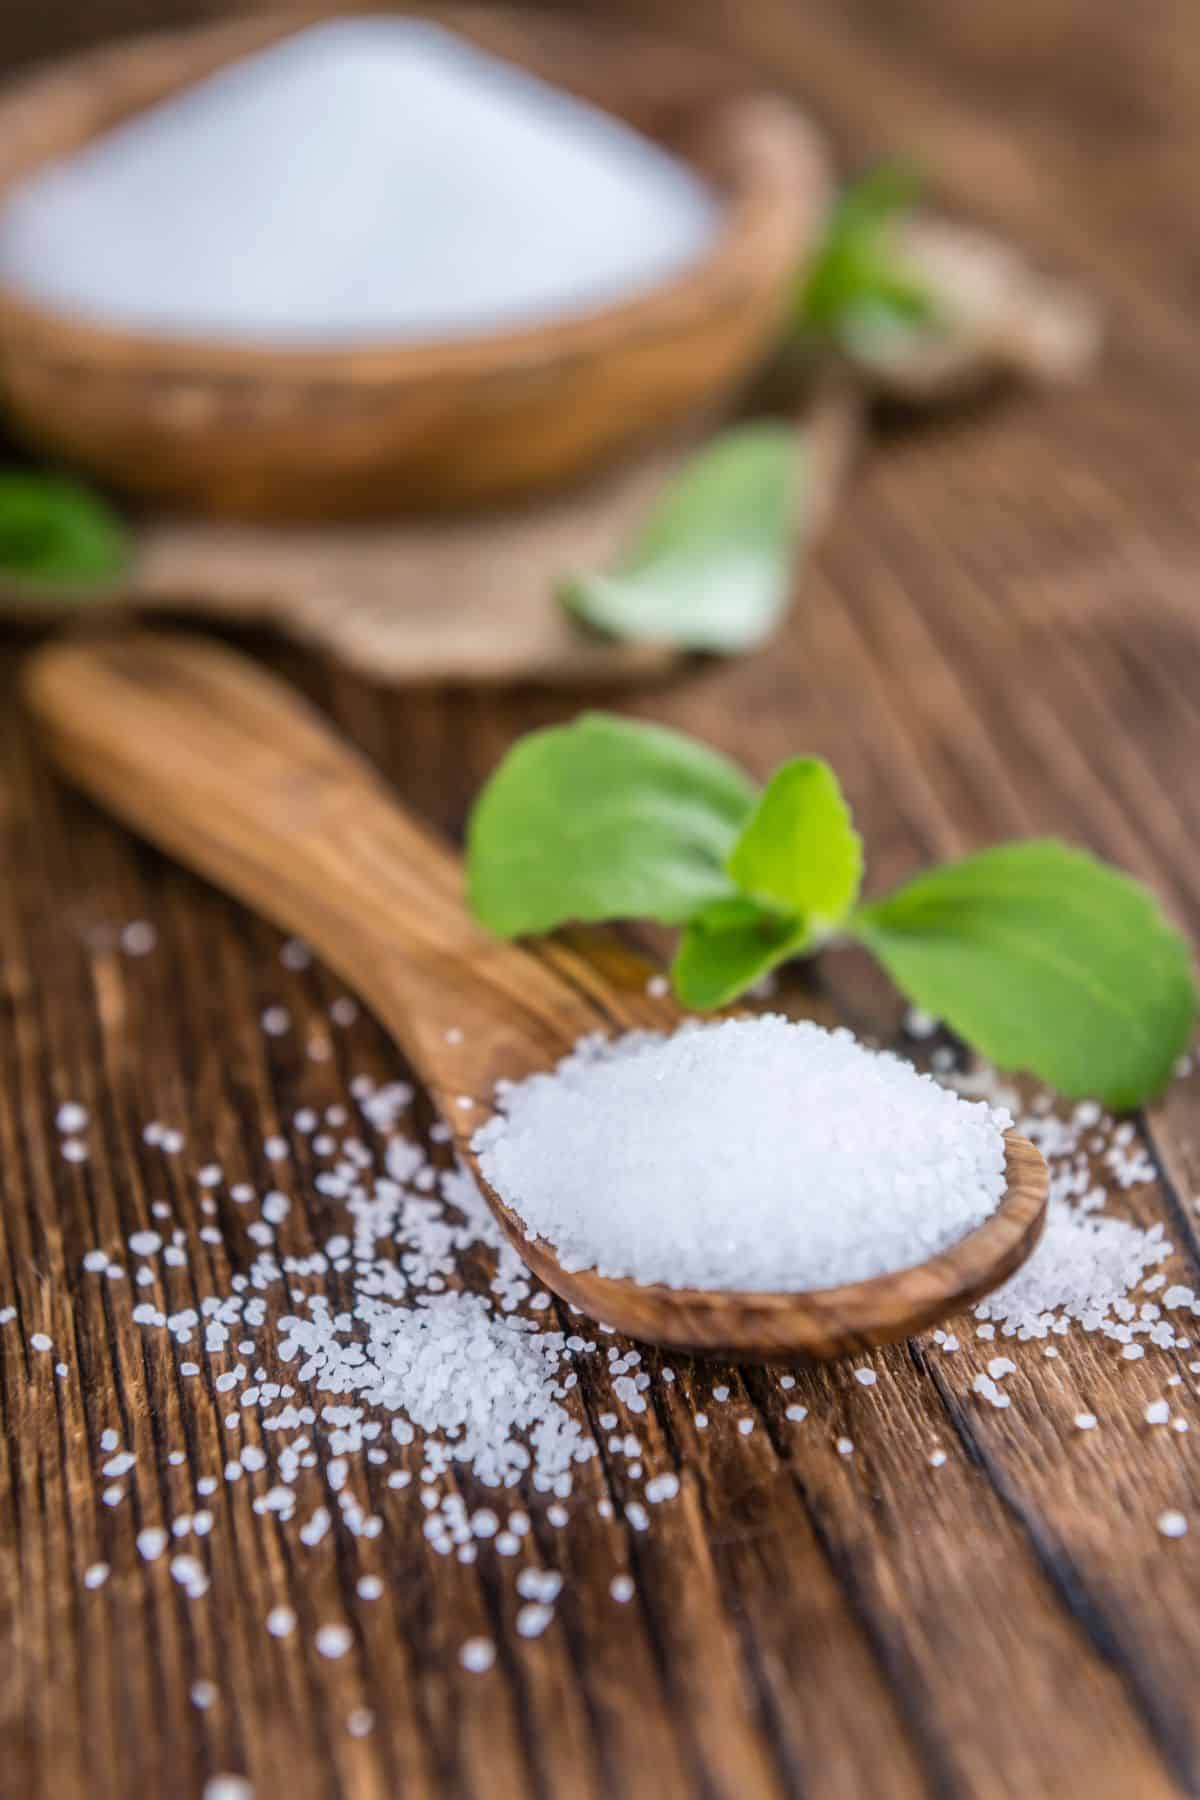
top-left (0, 19), bottom-right (716, 344)
top-left (474, 1018), bottom-right (1012, 1289)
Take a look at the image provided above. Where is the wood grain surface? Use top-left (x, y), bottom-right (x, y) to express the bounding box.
top-left (4, 2), bottom-right (1200, 1798)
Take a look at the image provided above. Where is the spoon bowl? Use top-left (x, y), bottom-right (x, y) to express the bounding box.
top-left (475, 1132), bottom-right (1046, 1358)
top-left (25, 631), bottom-right (1049, 1358)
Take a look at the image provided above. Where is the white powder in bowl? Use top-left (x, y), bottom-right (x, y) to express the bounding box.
top-left (473, 1016), bottom-right (1012, 1291)
top-left (0, 19), bottom-right (718, 345)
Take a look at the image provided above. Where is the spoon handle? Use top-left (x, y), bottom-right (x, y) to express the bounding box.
top-left (24, 631), bottom-right (616, 1109)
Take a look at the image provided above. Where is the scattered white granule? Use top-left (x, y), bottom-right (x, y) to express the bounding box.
top-left (516, 1570), bottom-right (563, 1603)
top-left (987, 1358), bottom-right (1017, 1381)
top-left (279, 1286), bottom-right (591, 1491)
top-left (904, 1007), bottom-right (939, 1040)
top-left (929, 1449), bottom-right (947, 1468)
top-left (280, 939), bottom-right (311, 970)
top-left (190, 1680), bottom-right (219, 1710)
top-left (203, 1780), bottom-right (253, 1800)
top-left (356, 1575), bottom-right (383, 1601)
top-left (1157, 1511), bottom-right (1189, 1539)
top-left (1073, 1412), bottom-right (1098, 1431)
top-left (644, 1473), bottom-right (679, 1503)
top-left (474, 1018), bottom-right (1009, 1289)
top-left (737, 1418), bottom-right (754, 1437)
top-left (56, 1102), bottom-right (88, 1133)
top-left (262, 1192), bottom-right (290, 1225)
top-left (836, 1437), bottom-right (855, 1456)
top-left (315, 1625), bottom-right (353, 1659)
top-left (516, 1603), bottom-right (553, 1638)
top-left (261, 1007), bottom-right (291, 1036)
top-left (129, 1231), bottom-right (162, 1257)
top-left (854, 1368), bottom-right (877, 1387)
top-left (645, 975), bottom-right (670, 999)
top-left (171, 1556), bottom-right (209, 1597)
top-left (969, 1089), bottom-right (1172, 1347)
top-left (137, 1528), bottom-right (168, 1562)
top-left (972, 1374), bottom-right (1010, 1410)
top-left (609, 1574), bottom-right (635, 1603)
top-left (459, 1637), bottom-right (496, 1672)
top-left (266, 1607), bottom-right (296, 1638)
top-left (1145, 1401), bottom-right (1170, 1425)
top-left (29, 1333), bottom-right (52, 1352)
top-left (83, 1562), bottom-right (110, 1589)
top-left (121, 920), bottom-right (157, 956)
top-left (785, 1406), bottom-right (807, 1424)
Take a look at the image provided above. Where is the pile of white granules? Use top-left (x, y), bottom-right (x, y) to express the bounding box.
top-left (473, 1015), bottom-right (1012, 1288)
top-left (0, 18), bottom-right (718, 344)
top-left (8, 939), bottom-right (1198, 1758)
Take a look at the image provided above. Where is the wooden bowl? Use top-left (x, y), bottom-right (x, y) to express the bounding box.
top-left (0, 8), bottom-right (830, 519)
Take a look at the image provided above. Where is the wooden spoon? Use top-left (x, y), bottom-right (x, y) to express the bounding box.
top-left (25, 632), bottom-right (1049, 1359)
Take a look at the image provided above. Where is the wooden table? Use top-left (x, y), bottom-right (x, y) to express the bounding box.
top-left (5, 2), bottom-right (1200, 1795)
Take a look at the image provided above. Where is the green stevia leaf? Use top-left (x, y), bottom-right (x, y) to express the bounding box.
top-left (560, 424), bottom-right (801, 653)
top-left (0, 472), bottom-right (128, 591)
top-left (793, 162), bottom-right (937, 343)
top-left (672, 898), bottom-right (810, 1011)
top-left (852, 840), bottom-right (1196, 1108)
top-left (727, 756), bottom-right (862, 929)
top-left (465, 712), bottom-right (758, 936)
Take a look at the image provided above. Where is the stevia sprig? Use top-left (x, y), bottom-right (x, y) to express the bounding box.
top-left (466, 713), bottom-right (1195, 1109)
top-left (0, 470), bottom-right (128, 594)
